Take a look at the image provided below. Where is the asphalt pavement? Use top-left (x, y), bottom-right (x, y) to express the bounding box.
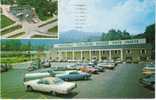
top-left (1, 63), bottom-right (154, 99)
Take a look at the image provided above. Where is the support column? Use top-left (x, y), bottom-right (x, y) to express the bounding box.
top-left (109, 50), bottom-right (112, 60)
top-left (121, 49), bottom-right (123, 61)
top-left (65, 51), bottom-right (67, 60)
top-left (89, 50), bottom-right (92, 61)
top-left (72, 50), bottom-right (74, 60)
top-left (58, 51), bottom-right (61, 61)
top-left (81, 50), bottom-right (83, 61)
top-left (99, 49), bottom-right (101, 61)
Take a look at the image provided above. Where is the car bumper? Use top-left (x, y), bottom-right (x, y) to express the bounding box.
top-left (62, 84), bottom-right (77, 94)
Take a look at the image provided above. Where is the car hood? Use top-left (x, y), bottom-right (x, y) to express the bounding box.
top-left (24, 79), bottom-right (39, 84)
top-left (57, 82), bottom-right (76, 90)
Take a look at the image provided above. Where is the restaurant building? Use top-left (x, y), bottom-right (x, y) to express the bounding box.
top-left (49, 38), bottom-right (152, 62)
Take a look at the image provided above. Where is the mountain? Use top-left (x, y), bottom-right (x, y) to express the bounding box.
top-left (59, 30), bottom-right (102, 43)
top-left (22, 30), bottom-right (102, 47)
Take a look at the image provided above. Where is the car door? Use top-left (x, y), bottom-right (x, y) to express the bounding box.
top-left (35, 80), bottom-right (50, 92)
top-left (69, 72), bottom-right (80, 80)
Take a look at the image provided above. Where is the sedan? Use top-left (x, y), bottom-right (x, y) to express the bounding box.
top-left (80, 66), bottom-right (98, 74)
top-left (24, 77), bottom-right (77, 95)
top-left (42, 61), bottom-right (51, 68)
top-left (98, 61), bottom-right (115, 69)
top-left (142, 63), bottom-right (155, 76)
top-left (139, 75), bottom-right (155, 89)
top-left (56, 71), bottom-right (91, 81)
top-left (94, 66), bottom-right (104, 72)
top-left (66, 64), bottom-right (79, 70)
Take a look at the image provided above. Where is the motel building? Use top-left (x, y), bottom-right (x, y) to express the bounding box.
top-left (49, 38), bottom-right (152, 62)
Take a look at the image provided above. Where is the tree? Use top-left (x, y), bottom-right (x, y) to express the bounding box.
top-left (101, 29), bottom-right (131, 41)
top-left (15, 0), bottom-right (57, 20)
top-left (36, 45), bottom-right (46, 59)
top-left (144, 24), bottom-right (155, 45)
top-left (122, 30), bottom-right (131, 39)
top-left (1, 39), bottom-right (22, 51)
top-left (144, 24), bottom-right (155, 60)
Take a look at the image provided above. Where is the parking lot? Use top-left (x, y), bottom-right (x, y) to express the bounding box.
top-left (1, 63), bottom-right (154, 99)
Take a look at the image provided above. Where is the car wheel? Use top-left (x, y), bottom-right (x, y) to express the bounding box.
top-left (51, 91), bottom-right (57, 95)
top-left (84, 76), bottom-right (88, 80)
top-left (65, 78), bottom-right (69, 81)
top-left (27, 86), bottom-right (33, 91)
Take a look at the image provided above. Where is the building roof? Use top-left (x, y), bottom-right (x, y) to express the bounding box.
top-left (53, 38), bottom-right (152, 50)
top-left (55, 43), bottom-right (152, 51)
top-left (54, 39), bottom-right (146, 48)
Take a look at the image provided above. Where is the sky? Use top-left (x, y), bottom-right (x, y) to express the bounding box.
top-left (59, 0), bottom-right (155, 34)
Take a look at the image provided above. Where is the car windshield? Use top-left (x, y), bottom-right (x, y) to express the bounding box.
top-left (70, 72), bottom-right (79, 74)
top-left (53, 78), bottom-right (64, 84)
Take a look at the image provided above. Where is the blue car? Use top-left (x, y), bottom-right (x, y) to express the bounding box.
top-left (140, 75), bottom-right (155, 89)
top-left (56, 71), bottom-right (91, 81)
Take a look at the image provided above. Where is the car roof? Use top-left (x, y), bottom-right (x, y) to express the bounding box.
top-left (66, 70), bottom-right (80, 73)
top-left (146, 63), bottom-right (154, 67)
top-left (42, 77), bottom-right (55, 80)
top-left (25, 72), bottom-right (50, 78)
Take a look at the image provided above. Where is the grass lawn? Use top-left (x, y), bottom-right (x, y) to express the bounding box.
top-left (48, 26), bottom-right (58, 33)
top-left (8, 32), bottom-right (25, 38)
top-left (38, 15), bottom-right (52, 21)
top-left (1, 15), bottom-right (15, 29)
top-left (0, 25), bottom-right (22, 35)
top-left (0, 56), bottom-right (31, 64)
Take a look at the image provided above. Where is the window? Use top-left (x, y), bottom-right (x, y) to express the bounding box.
top-left (140, 49), bottom-right (146, 54)
top-left (114, 50), bottom-right (118, 54)
top-left (70, 72), bottom-right (78, 74)
top-left (44, 80), bottom-right (49, 85)
top-left (126, 50), bottom-right (131, 54)
top-left (92, 51), bottom-right (96, 55)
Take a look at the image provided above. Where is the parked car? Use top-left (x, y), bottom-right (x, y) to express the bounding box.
top-left (27, 64), bottom-right (38, 71)
top-left (24, 72), bottom-right (52, 82)
top-left (97, 60), bottom-right (115, 69)
top-left (80, 66), bottom-right (98, 74)
top-left (94, 66), bottom-right (104, 72)
top-left (0, 64), bottom-right (12, 72)
top-left (125, 57), bottom-right (132, 63)
top-left (115, 58), bottom-right (122, 64)
top-left (88, 63), bottom-right (96, 67)
top-left (143, 63), bottom-right (155, 76)
top-left (41, 61), bottom-right (51, 68)
top-left (87, 63), bottom-right (104, 72)
top-left (66, 63), bottom-right (88, 70)
top-left (66, 64), bottom-right (79, 70)
top-left (51, 66), bottom-right (66, 71)
top-left (56, 71), bottom-right (91, 81)
top-left (24, 77), bottom-right (77, 94)
top-left (139, 75), bottom-right (155, 89)
top-left (30, 68), bottom-right (64, 76)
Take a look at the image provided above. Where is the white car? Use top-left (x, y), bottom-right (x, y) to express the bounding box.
top-left (24, 77), bottom-right (77, 94)
top-left (98, 61), bottom-right (115, 69)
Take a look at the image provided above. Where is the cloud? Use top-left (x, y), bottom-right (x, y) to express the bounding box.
top-left (59, 0), bottom-right (155, 34)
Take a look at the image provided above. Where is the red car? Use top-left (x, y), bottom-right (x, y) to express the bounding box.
top-left (80, 66), bottom-right (98, 74)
